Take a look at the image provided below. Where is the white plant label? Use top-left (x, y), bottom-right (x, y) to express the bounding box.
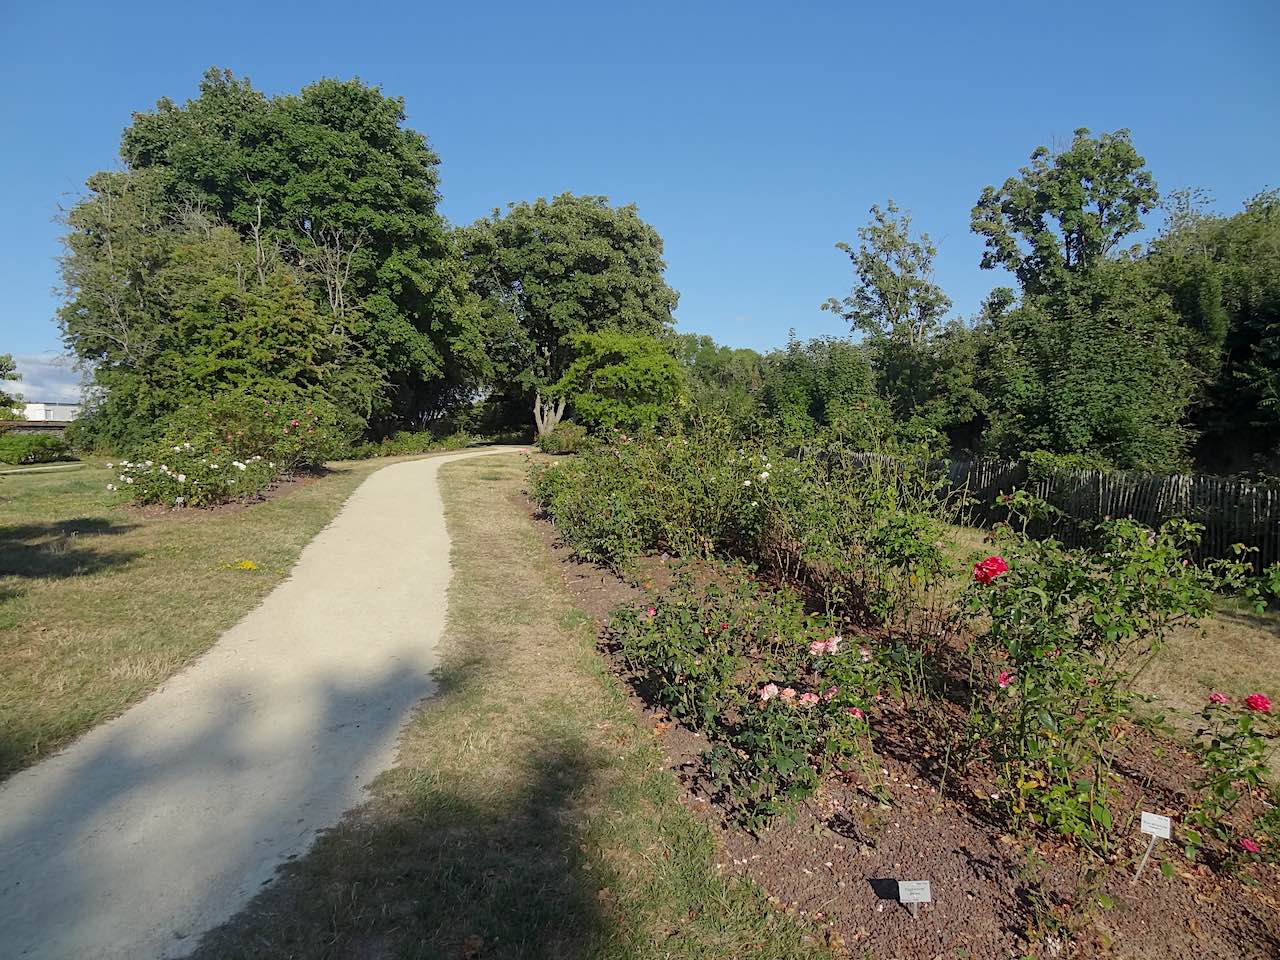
top-left (1140, 812), bottom-right (1172, 839)
top-left (898, 880), bottom-right (932, 903)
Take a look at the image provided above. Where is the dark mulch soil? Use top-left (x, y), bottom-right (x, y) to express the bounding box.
top-left (522, 493), bottom-right (1280, 960)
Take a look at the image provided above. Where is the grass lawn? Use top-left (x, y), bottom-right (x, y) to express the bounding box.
top-left (0, 455), bottom-right (415, 779)
top-left (192, 453), bottom-right (832, 960)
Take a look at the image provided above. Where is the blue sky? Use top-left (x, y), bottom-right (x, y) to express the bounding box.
top-left (1, 0), bottom-right (1276, 400)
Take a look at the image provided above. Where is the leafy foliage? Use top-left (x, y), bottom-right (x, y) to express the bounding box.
top-left (0, 434), bottom-right (74, 465)
top-left (533, 421), bottom-right (588, 455)
top-left (971, 128), bottom-right (1159, 295)
top-left (980, 264), bottom-right (1196, 469)
top-left (552, 331), bottom-right (684, 432)
top-left (1146, 189), bottom-right (1280, 471)
top-left (457, 194), bottom-right (678, 435)
top-left (0, 354), bottom-right (21, 418)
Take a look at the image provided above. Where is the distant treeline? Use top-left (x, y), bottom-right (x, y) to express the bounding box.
top-left (45, 68), bottom-right (1277, 476)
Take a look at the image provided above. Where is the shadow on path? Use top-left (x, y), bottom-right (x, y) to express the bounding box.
top-left (192, 736), bottom-right (614, 960)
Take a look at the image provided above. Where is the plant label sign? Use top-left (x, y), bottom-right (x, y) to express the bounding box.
top-left (1140, 812), bottom-right (1172, 839)
top-left (898, 880), bottom-right (932, 903)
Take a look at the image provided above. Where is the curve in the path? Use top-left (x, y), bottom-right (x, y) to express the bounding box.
top-left (0, 448), bottom-right (522, 960)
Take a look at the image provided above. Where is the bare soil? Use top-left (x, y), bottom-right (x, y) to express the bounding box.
top-left (527, 496), bottom-right (1280, 960)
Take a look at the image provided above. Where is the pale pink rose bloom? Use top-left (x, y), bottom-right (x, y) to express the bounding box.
top-left (808, 639), bottom-right (828, 656)
top-left (822, 686), bottom-right (839, 702)
top-left (779, 687), bottom-right (797, 701)
top-left (798, 692), bottom-right (820, 706)
top-left (759, 683), bottom-right (779, 702)
top-left (846, 706), bottom-right (864, 720)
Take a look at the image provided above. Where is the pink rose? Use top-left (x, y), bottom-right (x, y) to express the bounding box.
top-left (824, 635), bottom-right (841, 654)
top-left (779, 687), bottom-right (797, 701)
top-left (645, 607), bottom-right (656, 618)
top-left (973, 555), bottom-right (1009, 585)
top-left (822, 686), bottom-right (839, 702)
top-left (759, 683), bottom-right (779, 702)
top-left (1208, 692), bottom-right (1230, 705)
top-left (808, 639), bottom-right (828, 656)
top-left (846, 707), bottom-right (864, 720)
top-left (798, 692), bottom-right (820, 707)
top-left (1244, 693), bottom-right (1272, 713)
top-left (1239, 837), bottom-right (1262, 854)
top-left (998, 670), bottom-right (1015, 689)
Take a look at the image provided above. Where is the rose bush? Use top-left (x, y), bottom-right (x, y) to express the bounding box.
top-left (964, 492), bottom-right (1260, 850)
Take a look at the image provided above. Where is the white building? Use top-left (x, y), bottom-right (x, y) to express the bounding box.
top-left (22, 401), bottom-right (81, 422)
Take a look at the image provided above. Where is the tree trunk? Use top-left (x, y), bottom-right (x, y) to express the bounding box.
top-left (533, 392), bottom-right (566, 437)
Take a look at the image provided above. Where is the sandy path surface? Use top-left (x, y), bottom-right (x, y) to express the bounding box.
top-left (0, 448), bottom-right (521, 959)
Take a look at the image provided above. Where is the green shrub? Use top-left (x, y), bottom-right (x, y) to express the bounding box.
top-left (534, 422), bottom-right (588, 455)
top-left (347, 430), bottom-right (475, 459)
top-left (157, 392), bottom-right (355, 472)
top-left (608, 567), bottom-right (891, 830)
top-left (109, 392), bottom-right (355, 507)
top-left (108, 447), bottom-right (277, 507)
top-left (0, 433), bottom-right (75, 465)
top-left (529, 417), bottom-right (955, 633)
top-left (963, 492), bottom-right (1259, 851)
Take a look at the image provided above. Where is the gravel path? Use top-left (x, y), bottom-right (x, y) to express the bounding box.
top-left (0, 448), bottom-right (522, 959)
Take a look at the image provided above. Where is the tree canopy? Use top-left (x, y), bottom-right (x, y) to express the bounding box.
top-left (0, 355), bottom-right (20, 418)
top-left (457, 193), bottom-right (678, 434)
top-left (971, 128), bottom-right (1159, 295)
top-left (51, 75), bottom-right (1276, 475)
top-left (61, 68), bottom-right (486, 445)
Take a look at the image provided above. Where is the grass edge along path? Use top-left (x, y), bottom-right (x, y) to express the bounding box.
top-left (2, 454), bottom-right (431, 779)
top-left (192, 453), bottom-right (834, 960)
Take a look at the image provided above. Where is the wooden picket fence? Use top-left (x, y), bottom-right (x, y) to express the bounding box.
top-left (820, 451), bottom-right (1280, 572)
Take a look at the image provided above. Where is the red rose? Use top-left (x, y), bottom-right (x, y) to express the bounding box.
top-left (1244, 693), bottom-right (1272, 713)
top-left (973, 555), bottom-right (1009, 585)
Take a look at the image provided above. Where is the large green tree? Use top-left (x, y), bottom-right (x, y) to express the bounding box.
top-left (0, 354), bottom-right (21, 418)
top-left (761, 335), bottom-right (884, 442)
top-left (63, 68), bottom-right (486, 439)
top-left (1146, 189), bottom-right (1280, 470)
top-left (824, 200), bottom-right (951, 420)
top-left (971, 128), bottom-right (1159, 296)
top-left (981, 266), bottom-right (1194, 469)
top-left (669, 333), bottom-right (765, 423)
top-left (457, 194), bottom-right (678, 436)
top-left (59, 168), bottom-right (377, 449)
top-left (971, 130), bottom-right (1194, 470)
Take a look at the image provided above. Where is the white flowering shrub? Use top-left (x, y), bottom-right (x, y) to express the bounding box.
top-left (108, 444), bottom-right (277, 507)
